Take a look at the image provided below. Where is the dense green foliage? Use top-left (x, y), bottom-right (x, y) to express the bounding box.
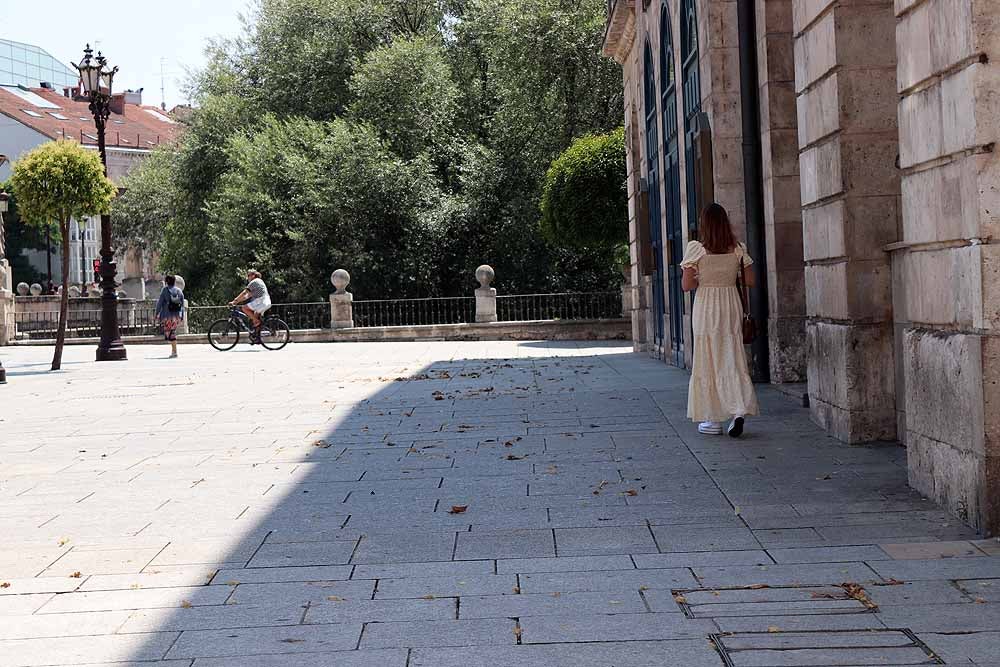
top-left (113, 0), bottom-right (625, 303)
top-left (9, 140), bottom-right (116, 370)
top-left (541, 127), bottom-right (627, 250)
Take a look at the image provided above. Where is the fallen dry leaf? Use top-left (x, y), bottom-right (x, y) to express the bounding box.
top-left (0, 582), bottom-right (10, 589)
top-left (70, 572), bottom-right (82, 579)
top-left (312, 440), bottom-right (331, 448)
top-left (625, 489), bottom-right (639, 497)
top-left (327, 596), bottom-right (344, 602)
top-left (512, 586), bottom-right (521, 594)
top-left (180, 600), bottom-right (192, 608)
top-left (513, 626), bottom-right (522, 639)
top-left (58, 538), bottom-right (70, 547)
top-left (506, 454), bottom-right (525, 461)
top-left (448, 505), bottom-right (469, 515)
top-left (673, 594), bottom-right (687, 604)
top-left (225, 580), bottom-right (240, 586)
top-left (420, 594), bottom-right (436, 600)
top-left (748, 584), bottom-right (770, 590)
top-left (767, 626), bottom-right (781, 633)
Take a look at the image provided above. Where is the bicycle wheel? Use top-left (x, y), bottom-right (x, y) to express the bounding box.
top-left (208, 319), bottom-right (241, 351)
top-left (259, 317), bottom-right (291, 350)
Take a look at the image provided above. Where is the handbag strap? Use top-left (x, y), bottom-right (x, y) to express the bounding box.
top-left (737, 256), bottom-right (749, 317)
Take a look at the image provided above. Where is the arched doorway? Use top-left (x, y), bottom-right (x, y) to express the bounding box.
top-left (659, 3), bottom-right (684, 366)
top-left (681, 0), bottom-right (702, 240)
top-left (643, 41), bottom-right (666, 349)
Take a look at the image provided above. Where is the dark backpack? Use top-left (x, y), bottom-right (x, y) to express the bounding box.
top-left (168, 289), bottom-right (183, 313)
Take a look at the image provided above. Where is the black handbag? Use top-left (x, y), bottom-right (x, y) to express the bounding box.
top-left (737, 257), bottom-right (757, 344)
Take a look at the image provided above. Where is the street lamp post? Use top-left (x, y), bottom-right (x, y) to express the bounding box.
top-left (75, 45), bottom-right (126, 361)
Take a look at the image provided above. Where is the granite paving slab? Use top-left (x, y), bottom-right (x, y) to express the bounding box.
top-left (0, 341), bottom-right (993, 665)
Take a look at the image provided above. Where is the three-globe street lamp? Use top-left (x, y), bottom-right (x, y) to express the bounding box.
top-left (74, 45), bottom-right (126, 361)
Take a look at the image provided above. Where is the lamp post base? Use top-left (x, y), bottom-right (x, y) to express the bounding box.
top-left (0, 364), bottom-right (6, 384)
top-left (96, 345), bottom-right (127, 362)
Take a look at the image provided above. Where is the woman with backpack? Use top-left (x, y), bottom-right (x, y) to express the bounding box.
top-left (155, 275), bottom-right (185, 358)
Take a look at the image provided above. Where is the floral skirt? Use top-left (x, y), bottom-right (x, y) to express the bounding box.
top-left (161, 316), bottom-right (181, 341)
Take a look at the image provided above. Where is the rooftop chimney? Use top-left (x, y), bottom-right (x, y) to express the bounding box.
top-left (40, 81), bottom-right (54, 90)
top-left (110, 93), bottom-right (126, 117)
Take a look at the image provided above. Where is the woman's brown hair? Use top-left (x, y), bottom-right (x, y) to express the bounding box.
top-left (699, 203), bottom-right (738, 254)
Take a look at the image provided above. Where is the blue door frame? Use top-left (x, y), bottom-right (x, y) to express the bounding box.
top-left (643, 42), bottom-right (667, 349)
top-left (660, 4), bottom-right (684, 367)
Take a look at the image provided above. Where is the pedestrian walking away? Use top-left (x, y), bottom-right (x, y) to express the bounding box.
top-left (680, 203), bottom-right (759, 437)
top-left (155, 274), bottom-right (185, 358)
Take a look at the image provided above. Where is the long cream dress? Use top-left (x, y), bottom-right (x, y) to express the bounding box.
top-left (680, 240), bottom-right (759, 423)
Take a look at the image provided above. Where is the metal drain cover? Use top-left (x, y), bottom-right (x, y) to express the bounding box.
top-left (710, 629), bottom-right (943, 666)
top-left (673, 585), bottom-right (875, 618)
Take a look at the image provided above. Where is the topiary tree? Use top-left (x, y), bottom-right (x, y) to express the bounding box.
top-left (540, 127), bottom-right (627, 256)
top-left (10, 140), bottom-right (116, 370)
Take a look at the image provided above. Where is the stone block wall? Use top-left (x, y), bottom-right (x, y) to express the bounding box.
top-left (893, 0), bottom-right (1000, 534)
top-left (794, 0), bottom-right (901, 442)
top-left (757, 0), bottom-right (807, 382)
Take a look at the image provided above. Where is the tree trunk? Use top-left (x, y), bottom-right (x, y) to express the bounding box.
top-left (51, 219), bottom-right (70, 371)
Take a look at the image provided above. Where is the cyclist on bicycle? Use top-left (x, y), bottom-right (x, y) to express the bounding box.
top-left (229, 269), bottom-right (271, 332)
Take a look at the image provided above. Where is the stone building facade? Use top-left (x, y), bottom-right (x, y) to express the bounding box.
top-left (604, 0), bottom-right (1000, 534)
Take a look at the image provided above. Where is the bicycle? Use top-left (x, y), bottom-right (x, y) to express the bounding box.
top-left (207, 306), bottom-right (291, 351)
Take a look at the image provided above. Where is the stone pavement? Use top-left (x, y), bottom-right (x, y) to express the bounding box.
top-left (1, 341), bottom-right (999, 667)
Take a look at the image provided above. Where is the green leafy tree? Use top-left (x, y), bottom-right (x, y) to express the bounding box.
top-left (9, 141), bottom-right (116, 370)
top-left (348, 37), bottom-right (463, 168)
top-left (115, 0), bottom-right (625, 303)
top-left (541, 127), bottom-right (626, 250)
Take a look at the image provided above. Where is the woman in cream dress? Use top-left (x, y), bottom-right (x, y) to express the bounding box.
top-left (680, 203), bottom-right (759, 436)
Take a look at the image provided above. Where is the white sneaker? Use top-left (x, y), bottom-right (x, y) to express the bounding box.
top-left (698, 421), bottom-right (723, 435)
top-left (728, 416), bottom-right (745, 438)
top-left (168, 352), bottom-right (178, 359)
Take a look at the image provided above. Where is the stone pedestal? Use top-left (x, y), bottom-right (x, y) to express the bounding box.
top-left (794, 0), bottom-right (901, 442)
top-left (330, 293), bottom-right (354, 329)
top-left (0, 288), bottom-right (12, 347)
top-left (474, 265), bottom-right (498, 323)
top-left (475, 288), bottom-right (497, 323)
top-left (329, 269), bottom-right (354, 329)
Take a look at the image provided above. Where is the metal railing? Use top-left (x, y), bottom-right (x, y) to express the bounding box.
top-left (11, 303), bottom-right (162, 340)
top-left (353, 296), bottom-right (476, 328)
top-left (497, 292), bottom-right (623, 322)
top-left (6, 291), bottom-right (624, 340)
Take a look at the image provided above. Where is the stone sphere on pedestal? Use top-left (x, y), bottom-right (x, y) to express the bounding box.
top-left (29, 283), bottom-right (42, 296)
top-left (331, 269), bottom-right (351, 293)
top-left (173, 275), bottom-right (186, 291)
top-left (16, 282), bottom-right (29, 296)
top-left (475, 265), bottom-right (495, 288)
top-left (88, 286), bottom-right (102, 298)
top-left (68, 285), bottom-right (81, 298)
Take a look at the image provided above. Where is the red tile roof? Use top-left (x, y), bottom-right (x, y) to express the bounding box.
top-left (0, 85), bottom-right (182, 150)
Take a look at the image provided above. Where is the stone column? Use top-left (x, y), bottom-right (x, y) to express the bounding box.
top-left (474, 265), bottom-right (497, 323)
top-left (794, 0), bottom-right (901, 442)
top-left (893, 0), bottom-right (1000, 534)
top-left (0, 288), bottom-right (13, 346)
top-left (329, 269), bottom-right (354, 329)
top-left (757, 0), bottom-right (807, 383)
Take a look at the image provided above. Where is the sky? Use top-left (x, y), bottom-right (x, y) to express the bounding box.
top-left (3, 0), bottom-right (252, 110)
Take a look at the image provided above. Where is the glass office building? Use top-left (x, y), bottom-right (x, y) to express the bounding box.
top-left (0, 39), bottom-right (77, 88)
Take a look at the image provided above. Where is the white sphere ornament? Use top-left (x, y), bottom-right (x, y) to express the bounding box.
top-left (16, 282), bottom-right (29, 296)
top-left (331, 269), bottom-right (351, 293)
top-left (173, 275), bottom-right (186, 291)
top-left (29, 283), bottom-right (42, 296)
top-left (475, 265), bottom-right (495, 288)
top-left (68, 285), bottom-right (81, 298)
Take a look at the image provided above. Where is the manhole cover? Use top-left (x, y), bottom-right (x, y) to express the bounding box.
top-left (672, 585), bottom-right (876, 618)
top-left (710, 629), bottom-right (943, 666)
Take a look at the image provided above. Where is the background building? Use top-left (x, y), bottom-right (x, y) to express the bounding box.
top-left (604, 0), bottom-right (1000, 534)
top-left (0, 76), bottom-right (180, 297)
top-left (0, 39), bottom-right (77, 89)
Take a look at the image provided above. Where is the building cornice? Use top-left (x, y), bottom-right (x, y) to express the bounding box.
top-left (602, 0), bottom-right (637, 65)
